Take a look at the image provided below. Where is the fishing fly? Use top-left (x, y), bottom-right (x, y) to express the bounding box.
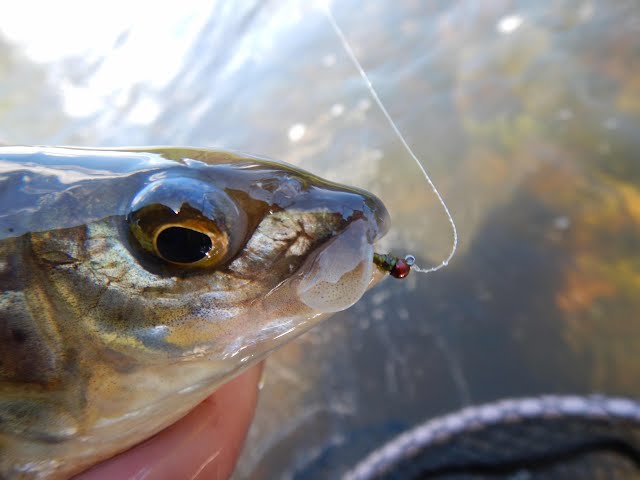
top-left (318, 1), bottom-right (459, 279)
top-left (373, 253), bottom-right (415, 279)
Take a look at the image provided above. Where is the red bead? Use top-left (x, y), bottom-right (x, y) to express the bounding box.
top-left (390, 259), bottom-right (410, 279)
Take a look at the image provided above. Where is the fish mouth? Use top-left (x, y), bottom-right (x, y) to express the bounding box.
top-left (295, 189), bottom-right (390, 314)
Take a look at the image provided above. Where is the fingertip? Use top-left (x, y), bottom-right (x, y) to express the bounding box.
top-left (77, 363), bottom-right (263, 480)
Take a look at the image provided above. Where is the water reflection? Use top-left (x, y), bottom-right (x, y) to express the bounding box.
top-left (0, 0), bottom-right (639, 478)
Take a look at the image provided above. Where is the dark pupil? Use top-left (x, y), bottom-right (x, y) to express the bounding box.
top-left (156, 227), bottom-right (212, 263)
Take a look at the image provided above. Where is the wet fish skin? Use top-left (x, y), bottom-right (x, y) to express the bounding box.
top-left (0, 146), bottom-right (389, 479)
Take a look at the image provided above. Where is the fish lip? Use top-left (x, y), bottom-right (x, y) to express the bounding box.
top-left (306, 182), bottom-right (390, 269)
top-left (367, 195), bottom-right (390, 285)
top-left (354, 192), bottom-right (391, 287)
top-left (368, 252), bottom-right (387, 288)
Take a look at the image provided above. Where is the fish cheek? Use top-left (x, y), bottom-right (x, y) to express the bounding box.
top-left (0, 292), bottom-right (60, 386)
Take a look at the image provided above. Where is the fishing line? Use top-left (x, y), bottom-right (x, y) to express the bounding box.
top-left (317, 1), bottom-right (458, 276)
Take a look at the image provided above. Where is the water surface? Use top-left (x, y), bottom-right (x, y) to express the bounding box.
top-left (0, 1), bottom-right (638, 478)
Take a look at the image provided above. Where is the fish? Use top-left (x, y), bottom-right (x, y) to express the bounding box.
top-left (0, 146), bottom-right (390, 479)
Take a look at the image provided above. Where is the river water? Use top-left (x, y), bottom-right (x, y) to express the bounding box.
top-left (1, 0), bottom-right (639, 478)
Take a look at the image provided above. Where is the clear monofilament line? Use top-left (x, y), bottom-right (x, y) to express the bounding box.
top-left (320, 3), bottom-right (458, 273)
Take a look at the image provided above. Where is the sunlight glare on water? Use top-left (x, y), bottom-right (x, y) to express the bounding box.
top-left (0, 0), bottom-right (312, 125)
top-left (496, 15), bottom-right (524, 34)
top-left (0, 1), bottom-right (214, 119)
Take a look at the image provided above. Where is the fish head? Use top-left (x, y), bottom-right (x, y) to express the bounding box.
top-left (110, 150), bottom-right (390, 366)
top-left (2, 147), bottom-right (391, 476)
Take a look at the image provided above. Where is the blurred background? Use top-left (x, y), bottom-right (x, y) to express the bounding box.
top-left (1, 0), bottom-right (639, 478)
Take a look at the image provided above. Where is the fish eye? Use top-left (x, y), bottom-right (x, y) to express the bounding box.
top-left (126, 177), bottom-right (246, 267)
